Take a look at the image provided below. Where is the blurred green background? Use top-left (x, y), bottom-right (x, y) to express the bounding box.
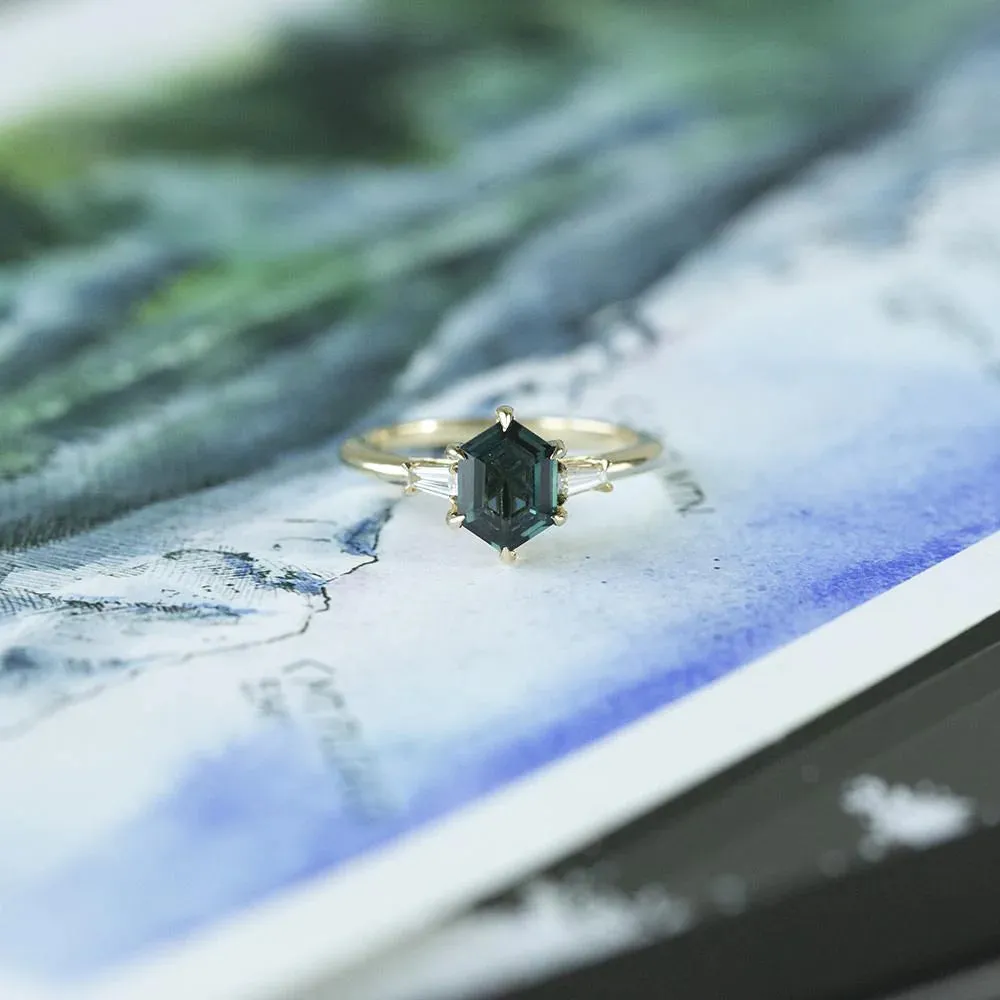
top-left (0, 0), bottom-right (995, 548)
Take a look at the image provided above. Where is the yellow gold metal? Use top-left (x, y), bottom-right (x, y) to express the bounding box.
top-left (340, 409), bottom-right (661, 560)
top-left (341, 415), bottom-right (662, 488)
top-left (496, 405), bottom-right (514, 431)
top-left (402, 462), bottom-right (418, 495)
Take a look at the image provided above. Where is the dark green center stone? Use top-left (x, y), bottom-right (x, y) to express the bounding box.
top-left (456, 418), bottom-right (558, 551)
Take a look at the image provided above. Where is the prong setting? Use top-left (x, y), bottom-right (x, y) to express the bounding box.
top-left (495, 405), bottom-right (514, 432)
top-left (402, 461), bottom-right (418, 495)
top-left (597, 458), bottom-right (613, 491)
top-left (499, 547), bottom-right (518, 565)
top-left (341, 408), bottom-right (661, 565)
top-left (446, 503), bottom-right (465, 529)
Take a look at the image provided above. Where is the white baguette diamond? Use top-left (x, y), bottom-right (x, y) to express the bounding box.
top-left (558, 457), bottom-right (611, 499)
top-left (405, 459), bottom-right (458, 499)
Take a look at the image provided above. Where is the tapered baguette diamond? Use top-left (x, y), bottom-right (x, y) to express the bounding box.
top-left (559, 456), bottom-right (611, 497)
top-left (405, 459), bottom-right (457, 498)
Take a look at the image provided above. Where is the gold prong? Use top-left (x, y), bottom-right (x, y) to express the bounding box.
top-left (552, 506), bottom-right (568, 526)
top-left (496, 405), bottom-right (514, 432)
top-left (446, 503), bottom-right (465, 529)
top-left (402, 462), bottom-right (418, 495)
top-left (499, 546), bottom-right (518, 564)
top-left (445, 443), bottom-right (466, 461)
top-left (596, 459), bottom-right (614, 492)
top-left (549, 439), bottom-right (567, 459)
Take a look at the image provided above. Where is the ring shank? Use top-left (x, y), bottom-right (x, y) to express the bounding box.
top-left (341, 416), bottom-right (662, 485)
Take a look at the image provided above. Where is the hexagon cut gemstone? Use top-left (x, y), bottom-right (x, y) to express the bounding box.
top-left (456, 417), bottom-right (558, 551)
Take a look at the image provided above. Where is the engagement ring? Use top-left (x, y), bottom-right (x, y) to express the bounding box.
top-left (340, 406), bottom-right (662, 563)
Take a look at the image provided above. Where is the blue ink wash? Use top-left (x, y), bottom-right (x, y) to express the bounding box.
top-left (4, 208), bottom-right (1000, 986)
top-left (1, 407), bottom-right (1000, 981)
top-left (336, 507), bottom-right (393, 559)
top-left (159, 548), bottom-right (327, 597)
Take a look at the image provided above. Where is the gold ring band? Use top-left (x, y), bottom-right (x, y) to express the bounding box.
top-left (340, 405), bottom-right (662, 562)
top-left (341, 415), bottom-right (661, 485)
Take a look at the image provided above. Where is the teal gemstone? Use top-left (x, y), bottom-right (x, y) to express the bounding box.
top-left (456, 418), bottom-right (558, 551)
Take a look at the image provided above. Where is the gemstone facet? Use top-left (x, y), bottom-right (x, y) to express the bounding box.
top-left (456, 418), bottom-right (558, 551)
